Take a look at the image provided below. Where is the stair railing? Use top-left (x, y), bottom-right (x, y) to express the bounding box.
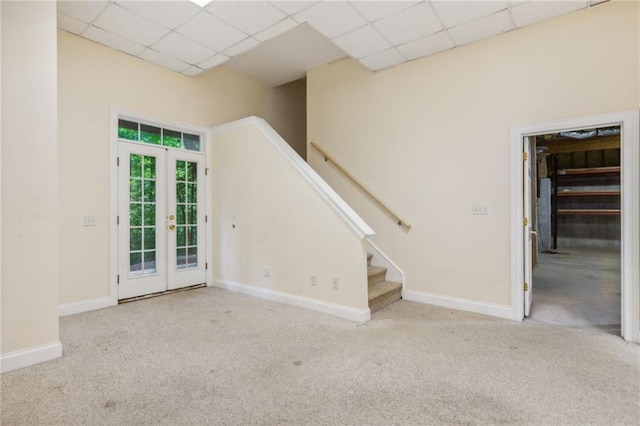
top-left (310, 142), bottom-right (412, 230)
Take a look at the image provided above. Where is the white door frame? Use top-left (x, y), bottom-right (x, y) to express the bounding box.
top-left (510, 110), bottom-right (640, 343)
top-left (109, 107), bottom-right (212, 305)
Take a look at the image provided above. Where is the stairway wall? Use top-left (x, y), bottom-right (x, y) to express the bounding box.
top-left (307, 1), bottom-right (639, 315)
top-left (211, 120), bottom-right (370, 319)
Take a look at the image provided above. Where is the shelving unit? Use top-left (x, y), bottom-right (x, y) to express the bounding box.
top-left (551, 166), bottom-right (620, 248)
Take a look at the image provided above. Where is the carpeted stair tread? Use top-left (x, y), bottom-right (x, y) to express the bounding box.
top-left (368, 281), bottom-right (402, 313)
top-left (367, 265), bottom-right (387, 286)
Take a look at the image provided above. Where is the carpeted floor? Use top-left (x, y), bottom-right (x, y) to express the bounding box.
top-left (1, 287), bottom-right (639, 425)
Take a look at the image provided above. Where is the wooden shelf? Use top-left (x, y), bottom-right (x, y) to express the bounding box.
top-left (556, 190), bottom-right (620, 197)
top-left (557, 209), bottom-right (620, 215)
top-left (557, 166), bottom-right (620, 176)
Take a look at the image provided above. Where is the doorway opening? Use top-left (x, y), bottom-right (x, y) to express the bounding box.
top-left (529, 127), bottom-right (621, 332)
top-left (511, 110), bottom-right (639, 343)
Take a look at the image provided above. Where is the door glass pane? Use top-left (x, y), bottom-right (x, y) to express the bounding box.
top-left (144, 250), bottom-right (156, 273)
top-left (143, 204), bottom-right (155, 226)
top-left (130, 252), bottom-right (142, 273)
top-left (176, 160), bottom-right (198, 270)
top-left (130, 154), bottom-right (142, 177)
top-left (130, 153), bottom-right (157, 276)
top-left (130, 203), bottom-right (142, 226)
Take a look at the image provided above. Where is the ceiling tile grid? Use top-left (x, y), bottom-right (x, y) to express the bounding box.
top-left (56, 0), bottom-right (607, 82)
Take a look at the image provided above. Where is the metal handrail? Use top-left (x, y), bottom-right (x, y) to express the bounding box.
top-left (310, 142), bottom-right (412, 230)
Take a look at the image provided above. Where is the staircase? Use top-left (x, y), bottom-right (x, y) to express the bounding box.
top-left (367, 253), bottom-right (402, 313)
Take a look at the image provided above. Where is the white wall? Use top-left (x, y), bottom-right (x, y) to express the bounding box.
top-left (307, 2), bottom-right (639, 313)
top-left (57, 31), bottom-right (271, 306)
top-left (211, 119), bottom-right (369, 320)
top-left (1, 1), bottom-right (60, 363)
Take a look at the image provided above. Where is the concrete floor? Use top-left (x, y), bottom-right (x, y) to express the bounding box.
top-left (530, 247), bottom-right (621, 330)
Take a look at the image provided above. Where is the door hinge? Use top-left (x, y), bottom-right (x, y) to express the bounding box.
top-left (117, 157), bottom-right (120, 166)
top-left (523, 217), bottom-right (528, 226)
top-left (523, 152), bottom-right (528, 161)
top-left (524, 282), bottom-right (528, 291)
top-left (117, 274), bottom-right (120, 284)
top-left (205, 215), bottom-right (208, 223)
top-left (117, 215), bottom-right (120, 225)
top-left (205, 168), bottom-right (209, 176)
top-left (205, 262), bottom-right (208, 270)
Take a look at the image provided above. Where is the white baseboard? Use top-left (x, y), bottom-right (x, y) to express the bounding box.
top-left (211, 279), bottom-right (370, 323)
top-left (1, 341), bottom-right (62, 373)
top-left (402, 290), bottom-right (514, 320)
top-left (59, 297), bottom-right (115, 317)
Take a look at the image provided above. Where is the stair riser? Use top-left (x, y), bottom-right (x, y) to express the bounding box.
top-left (368, 271), bottom-right (386, 287)
top-left (369, 288), bottom-right (402, 313)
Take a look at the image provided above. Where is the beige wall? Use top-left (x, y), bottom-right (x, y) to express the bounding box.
top-left (2, 2), bottom-right (59, 354)
top-left (308, 2), bottom-right (639, 307)
top-left (58, 31), bottom-right (271, 305)
top-left (211, 122), bottom-right (368, 311)
top-left (261, 79), bottom-right (308, 159)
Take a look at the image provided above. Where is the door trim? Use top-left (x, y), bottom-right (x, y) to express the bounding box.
top-left (109, 107), bottom-right (211, 305)
top-left (510, 110), bottom-right (640, 343)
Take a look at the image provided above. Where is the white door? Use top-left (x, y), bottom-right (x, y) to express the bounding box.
top-left (523, 136), bottom-right (534, 316)
top-left (118, 142), bottom-right (206, 299)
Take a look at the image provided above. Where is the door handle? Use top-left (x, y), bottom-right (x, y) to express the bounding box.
top-left (169, 224), bottom-right (176, 230)
top-left (169, 214), bottom-right (175, 220)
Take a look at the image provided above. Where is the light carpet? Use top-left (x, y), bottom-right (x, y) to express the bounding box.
top-left (1, 287), bottom-right (638, 425)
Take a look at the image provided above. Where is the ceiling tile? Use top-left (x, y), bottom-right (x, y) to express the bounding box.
top-left (396, 30), bottom-right (455, 60)
top-left (373, 3), bottom-right (442, 46)
top-left (116, 1), bottom-right (201, 29)
top-left (57, 13), bottom-right (88, 35)
top-left (269, 1), bottom-right (316, 15)
top-left (332, 25), bottom-right (391, 59)
top-left (511, 1), bottom-right (588, 28)
top-left (57, 1), bottom-right (108, 23)
top-left (207, 1), bottom-right (286, 35)
top-left (358, 48), bottom-right (406, 71)
top-left (138, 48), bottom-right (191, 73)
top-left (83, 25), bottom-right (146, 56)
top-left (177, 11), bottom-right (246, 51)
top-left (151, 32), bottom-right (215, 64)
top-left (183, 66), bottom-right (205, 77)
top-left (93, 4), bottom-right (169, 46)
top-left (254, 18), bottom-right (298, 41)
top-left (448, 10), bottom-right (513, 46)
top-left (293, 2), bottom-right (367, 39)
top-left (224, 37), bottom-right (260, 57)
top-left (349, 1), bottom-right (418, 23)
top-left (431, 1), bottom-right (508, 28)
top-left (198, 53), bottom-right (230, 70)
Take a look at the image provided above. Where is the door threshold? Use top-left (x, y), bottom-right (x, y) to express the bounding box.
top-left (119, 283), bottom-right (206, 304)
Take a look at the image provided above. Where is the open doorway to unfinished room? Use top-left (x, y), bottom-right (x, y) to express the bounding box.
top-left (530, 127), bottom-right (621, 333)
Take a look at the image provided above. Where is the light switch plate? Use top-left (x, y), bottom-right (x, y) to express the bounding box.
top-left (472, 205), bottom-right (488, 215)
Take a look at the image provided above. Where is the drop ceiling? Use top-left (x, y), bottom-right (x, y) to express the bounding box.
top-left (57, 0), bottom-right (607, 86)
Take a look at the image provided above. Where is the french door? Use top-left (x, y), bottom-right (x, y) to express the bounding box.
top-left (118, 141), bottom-right (206, 299)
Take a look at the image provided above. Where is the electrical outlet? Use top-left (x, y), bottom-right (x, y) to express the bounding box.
top-left (310, 275), bottom-right (317, 286)
top-left (264, 267), bottom-right (270, 278)
top-left (84, 216), bottom-right (97, 227)
top-left (472, 205), bottom-right (488, 215)
top-left (332, 277), bottom-right (339, 290)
